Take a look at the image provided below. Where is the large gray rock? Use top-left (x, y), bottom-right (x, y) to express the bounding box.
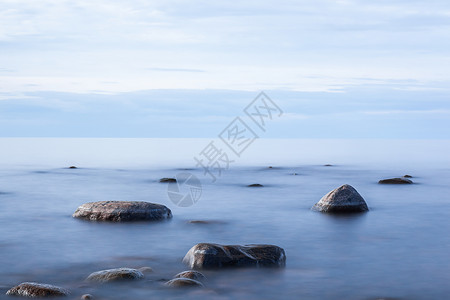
top-left (6, 282), bottom-right (69, 297)
top-left (379, 178), bottom-right (413, 184)
top-left (183, 243), bottom-right (286, 269)
top-left (86, 268), bottom-right (144, 283)
top-left (312, 184), bottom-right (369, 213)
top-left (73, 201), bottom-right (172, 222)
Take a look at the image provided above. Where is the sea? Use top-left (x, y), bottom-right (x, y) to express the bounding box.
top-left (0, 138), bottom-right (449, 299)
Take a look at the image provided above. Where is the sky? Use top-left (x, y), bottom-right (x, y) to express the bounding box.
top-left (0, 0), bottom-right (449, 138)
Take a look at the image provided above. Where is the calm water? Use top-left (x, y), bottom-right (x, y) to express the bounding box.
top-left (0, 139), bottom-right (449, 299)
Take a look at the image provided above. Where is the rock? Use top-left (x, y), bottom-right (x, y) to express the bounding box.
top-left (159, 178), bottom-right (176, 183)
top-left (73, 201), bottom-right (172, 222)
top-left (86, 268), bottom-right (144, 283)
top-left (183, 243), bottom-right (286, 269)
top-left (174, 271), bottom-right (206, 281)
top-left (6, 282), bottom-right (69, 297)
top-left (81, 294), bottom-right (94, 300)
top-left (378, 178), bottom-right (413, 184)
top-left (312, 184), bottom-right (369, 213)
top-left (165, 278), bottom-right (204, 288)
top-left (403, 175), bottom-right (413, 178)
top-left (247, 184), bottom-right (263, 187)
top-left (138, 267), bottom-right (153, 274)
top-left (324, 164), bottom-right (333, 166)
top-left (69, 166), bottom-right (77, 169)
top-left (188, 220), bottom-right (226, 225)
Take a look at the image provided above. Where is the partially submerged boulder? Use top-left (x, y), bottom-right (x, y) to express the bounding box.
top-left (174, 270), bottom-right (206, 281)
top-left (165, 278), bottom-right (204, 288)
top-left (73, 201), bottom-right (172, 222)
top-left (379, 178), bottom-right (413, 184)
top-left (6, 282), bottom-right (69, 297)
top-left (86, 268), bottom-right (144, 283)
top-left (312, 184), bottom-right (369, 213)
top-left (183, 243), bottom-right (286, 269)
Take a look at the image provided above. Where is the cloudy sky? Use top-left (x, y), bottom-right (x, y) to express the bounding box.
top-left (1, 0), bottom-right (449, 137)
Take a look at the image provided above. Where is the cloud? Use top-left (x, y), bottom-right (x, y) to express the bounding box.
top-left (274, 113), bottom-right (310, 121)
top-left (0, 0), bottom-right (450, 142)
top-left (0, 0), bottom-right (450, 92)
top-left (0, 67), bottom-right (14, 73)
top-left (363, 109), bottom-right (450, 115)
top-left (145, 67), bottom-right (205, 73)
top-left (0, 88), bottom-right (449, 138)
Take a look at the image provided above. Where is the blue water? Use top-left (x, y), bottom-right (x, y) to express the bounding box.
top-left (0, 139), bottom-right (449, 299)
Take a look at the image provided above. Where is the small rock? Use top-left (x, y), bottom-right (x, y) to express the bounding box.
top-left (324, 164), bottom-right (333, 167)
top-left (247, 184), bottom-right (263, 187)
top-left (165, 278), bottom-right (204, 288)
top-left (188, 220), bottom-right (210, 224)
top-left (403, 175), bottom-right (413, 178)
top-left (175, 271), bottom-right (206, 281)
top-left (86, 268), bottom-right (144, 283)
top-left (379, 178), bottom-right (413, 184)
top-left (188, 220), bottom-right (225, 225)
top-left (69, 166), bottom-right (77, 169)
top-left (6, 282), bottom-right (69, 297)
top-left (312, 184), bottom-right (369, 213)
top-left (159, 178), bottom-right (177, 183)
top-left (138, 267), bottom-right (153, 274)
top-left (73, 201), bottom-right (172, 222)
top-left (183, 243), bottom-right (286, 269)
top-left (81, 294), bottom-right (94, 300)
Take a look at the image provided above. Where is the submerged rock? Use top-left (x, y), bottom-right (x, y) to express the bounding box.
top-left (188, 220), bottom-right (225, 225)
top-left (165, 278), bottom-right (204, 288)
top-left (138, 267), bottom-right (153, 274)
top-left (73, 201), bottom-right (172, 222)
top-left (69, 166), bottom-right (77, 169)
top-left (159, 178), bottom-right (177, 183)
top-left (174, 270), bottom-right (206, 281)
top-left (312, 184), bottom-right (369, 213)
top-left (379, 178), bottom-right (413, 184)
top-left (6, 282), bottom-right (69, 297)
top-left (183, 243), bottom-right (286, 269)
top-left (247, 184), bottom-right (263, 187)
top-left (86, 268), bottom-right (144, 283)
top-left (81, 294), bottom-right (94, 300)
top-left (403, 175), bottom-right (413, 178)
